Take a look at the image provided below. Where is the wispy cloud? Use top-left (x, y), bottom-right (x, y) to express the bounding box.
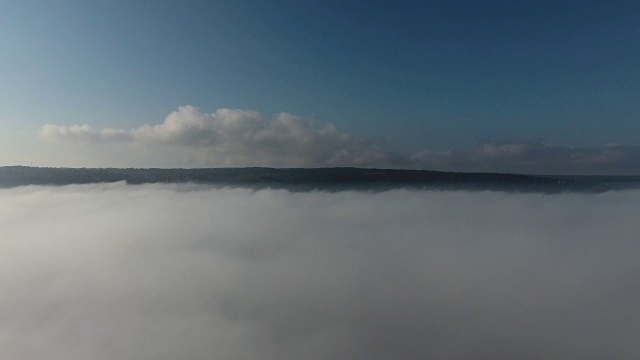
top-left (40, 123), bottom-right (131, 143)
top-left (413, 140), bottom-right (640, 174)
top-left (40, 106), bottom-right (640, 173)
top-left (2, 185), bottom-right (640, 359)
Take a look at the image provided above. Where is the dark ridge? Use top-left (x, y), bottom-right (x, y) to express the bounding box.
top-left (1, 166), bottom-right (637, 193)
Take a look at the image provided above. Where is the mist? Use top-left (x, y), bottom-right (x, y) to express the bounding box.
top-left (1, 184), bottom-right (639, 359)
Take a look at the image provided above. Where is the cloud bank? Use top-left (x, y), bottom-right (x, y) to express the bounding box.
top-left (2, 185), bottom-right (640, 359)
top-left (40, 105), bottom-right (640, 173)
top-left (40, 106), bottom-right (398, 168)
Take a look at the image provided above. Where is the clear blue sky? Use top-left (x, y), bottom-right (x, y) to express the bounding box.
top-left (1, 0), bottom-right (639, 173)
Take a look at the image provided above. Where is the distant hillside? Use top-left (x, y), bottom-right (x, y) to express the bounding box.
top-left (1, 166), bottom-right (637, 192)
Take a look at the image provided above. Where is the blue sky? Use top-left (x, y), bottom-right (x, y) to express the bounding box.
top-left (1, 0), bottom-right (639, 173)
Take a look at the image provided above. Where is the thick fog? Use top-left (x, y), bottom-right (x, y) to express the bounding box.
top-left (1, 184), bottom-right (639, 359)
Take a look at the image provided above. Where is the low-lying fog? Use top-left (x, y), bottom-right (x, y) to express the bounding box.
top-left (1, 184), bottom-right (639, 359)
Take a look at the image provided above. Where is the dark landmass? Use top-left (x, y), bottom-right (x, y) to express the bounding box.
top-left (1, 166), bottom-right (639, 193)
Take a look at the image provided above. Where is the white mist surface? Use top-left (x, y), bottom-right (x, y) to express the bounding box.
top-left (1, 184), bottom-right (639, 359)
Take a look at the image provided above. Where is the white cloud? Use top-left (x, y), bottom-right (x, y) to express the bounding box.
top-left (1, 185), bottom-right (640, 359)
top-left (40, 106), bottom-right (397, 167)
top-left (38, 107), bottom-right (640, 173)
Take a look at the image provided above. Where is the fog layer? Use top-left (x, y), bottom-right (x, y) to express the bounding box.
top-left (1, 184), bottom-right (639, 359)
